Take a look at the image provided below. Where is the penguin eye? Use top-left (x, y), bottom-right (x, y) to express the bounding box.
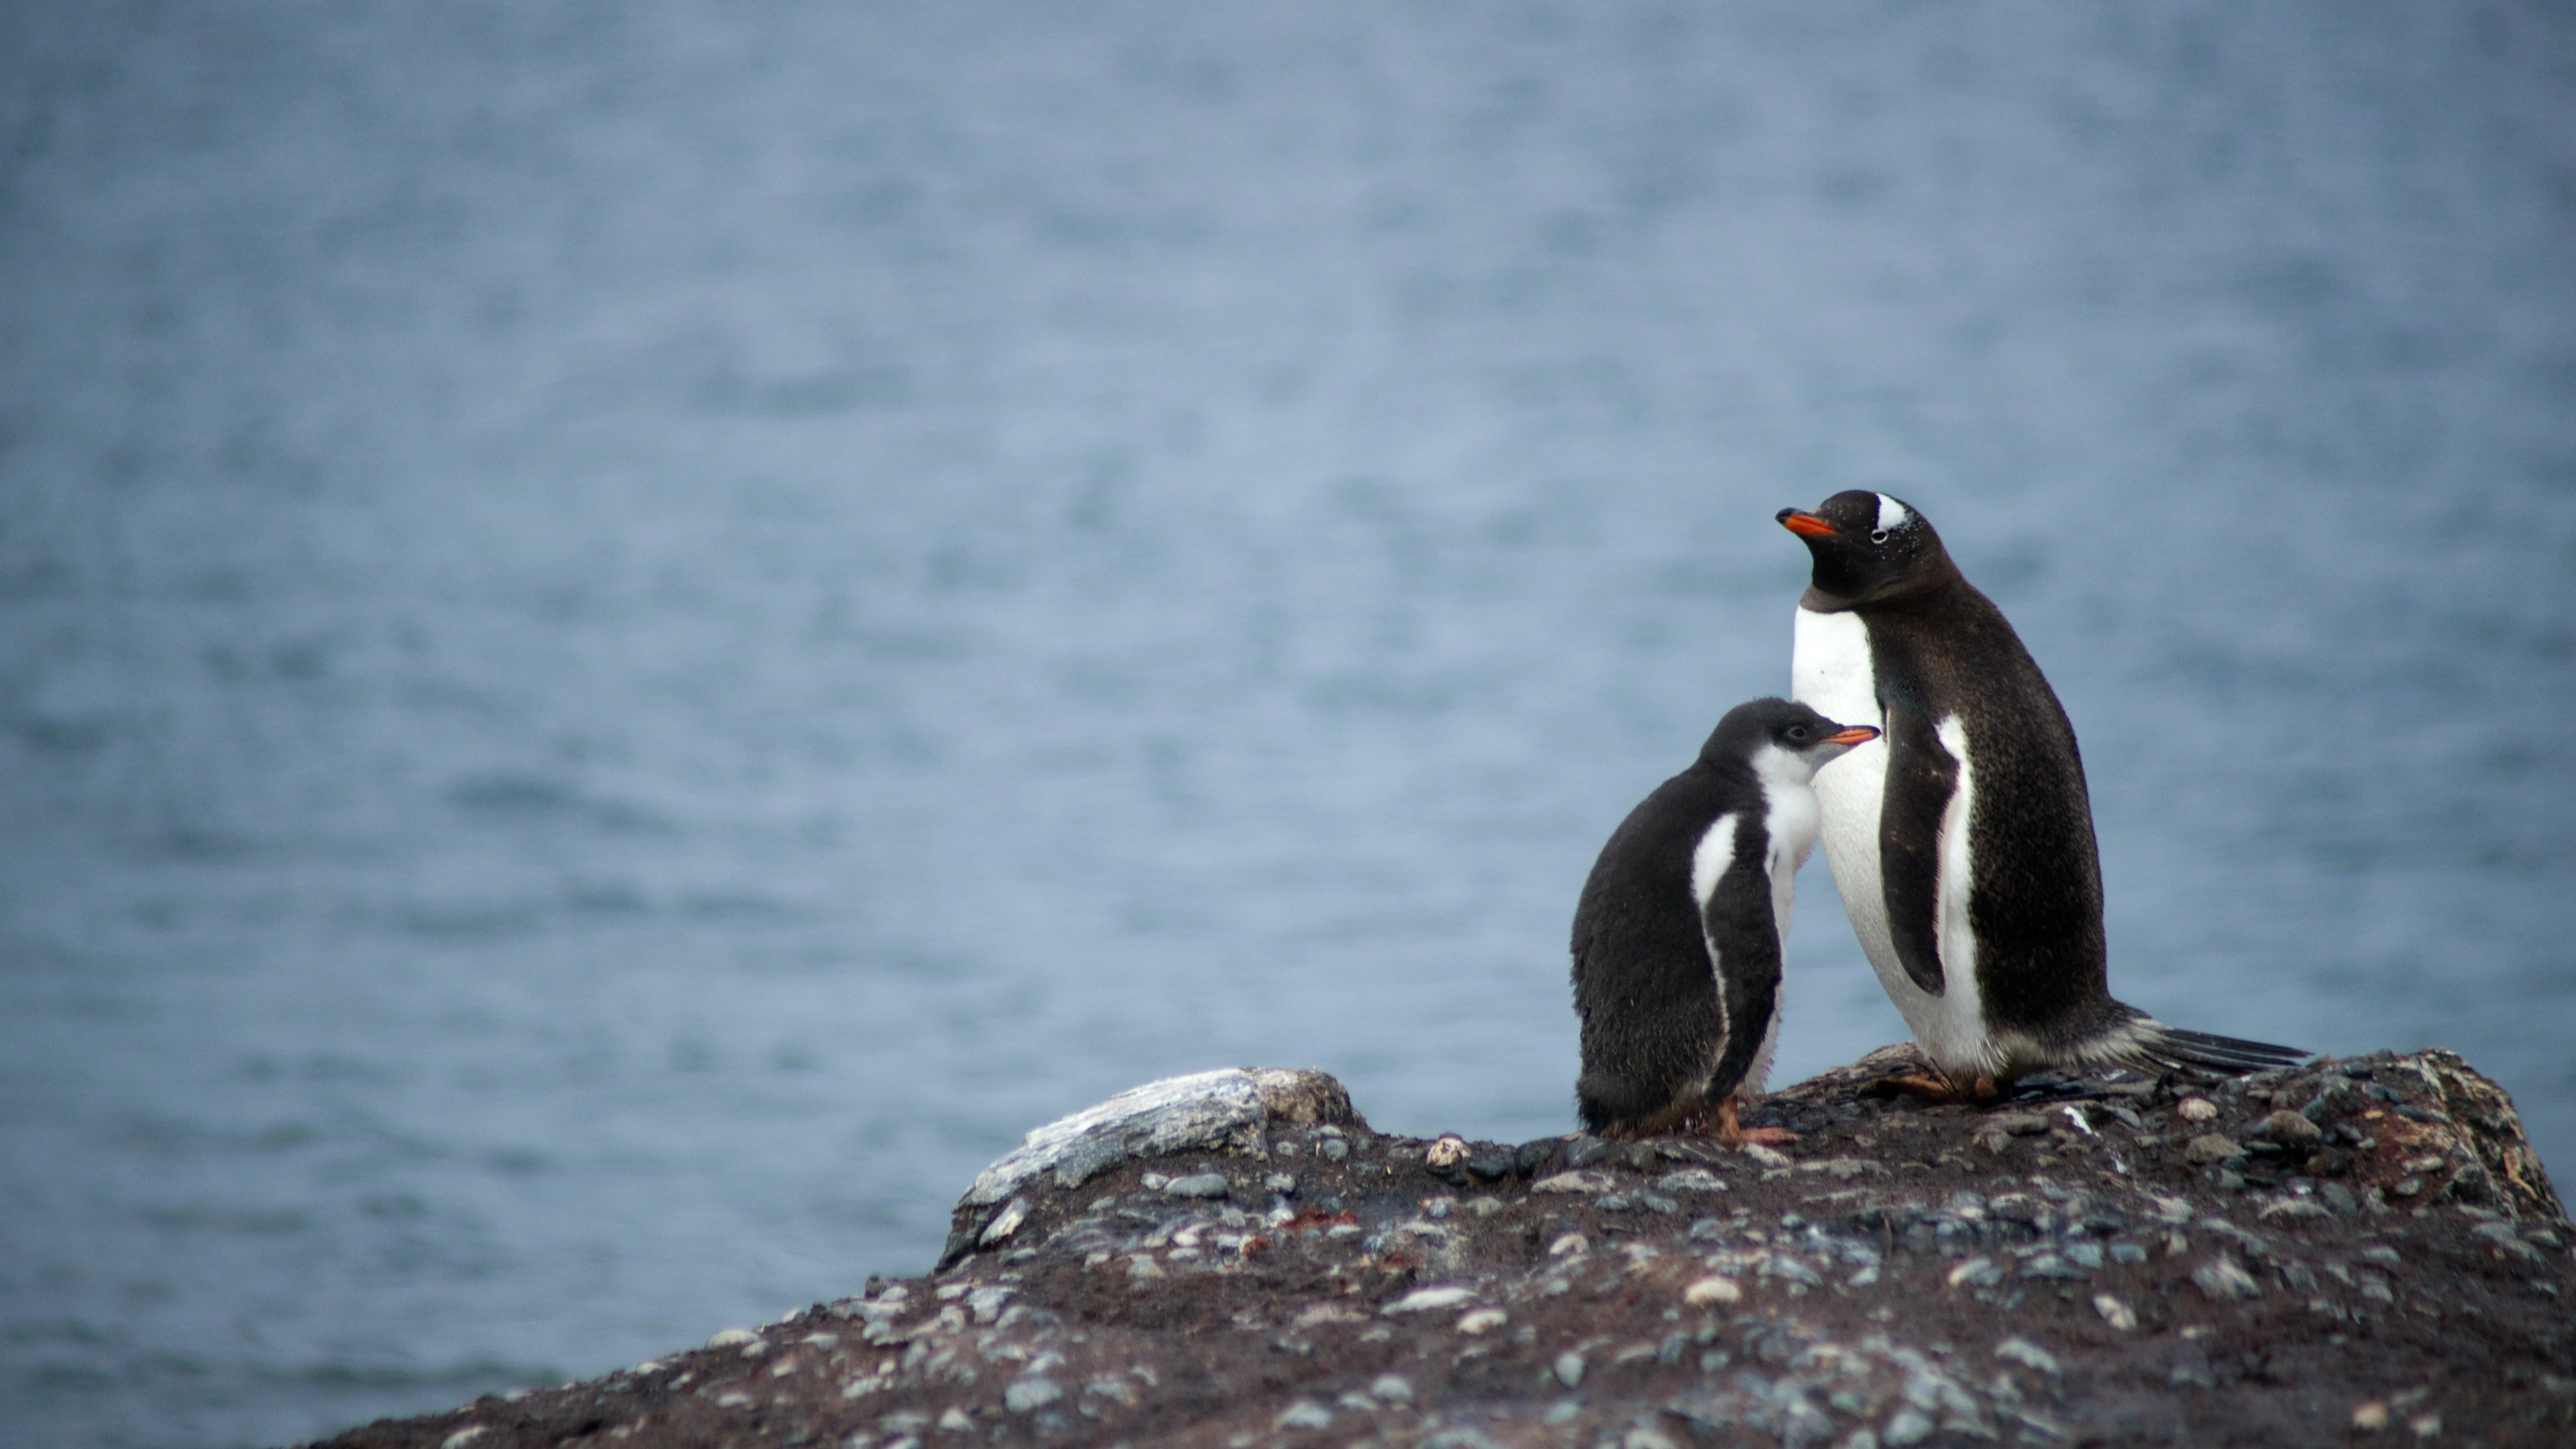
top-left (1868, 529), bottom-right (1890, 545)
top-left (1786, 725), bottom-right (1808, 741)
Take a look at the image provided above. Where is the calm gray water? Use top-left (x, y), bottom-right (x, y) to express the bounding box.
top-left (3, 4), bottom-right (2571, 1444)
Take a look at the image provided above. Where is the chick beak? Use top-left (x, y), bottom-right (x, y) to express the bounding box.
top-left (1777, 509), bottom-right (1837, 539)
top-left (1823, 726), bottom-right (1880, 747)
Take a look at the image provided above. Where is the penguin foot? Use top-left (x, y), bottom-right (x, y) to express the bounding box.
top-left (1863, 1071), bottom-right (2002, 1105)
top-left (1712, 1098), bottom-right (1798, 1148)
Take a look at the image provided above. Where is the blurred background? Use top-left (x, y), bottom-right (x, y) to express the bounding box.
top-left (3, 3), bottom-right (2571, 1444)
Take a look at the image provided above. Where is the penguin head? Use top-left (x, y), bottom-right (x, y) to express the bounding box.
top-left (1774, 490), bottom-right (1957, 604)
top-left (1704, 697), bottom-right (1881, 786)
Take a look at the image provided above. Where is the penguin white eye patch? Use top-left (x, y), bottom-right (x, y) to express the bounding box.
top-left (1874, 494), bottom-right (1910, 535)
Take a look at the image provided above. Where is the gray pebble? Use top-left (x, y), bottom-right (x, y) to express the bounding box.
top-left (1274, 1400), bottom-right (1333, 1431)
top-left (1554, 1351), bottom-right (1587, 1389)
top-left (1164, 1172), bottom-right (1230, 1199)
top-left (1369, 1374), bottom-right (1414, 1404)
top-left (1082, 1377), bottom-right (1138, 1407)
top-left (2184, 1134), bottom-right (2243, 1165)
top-left (2191, 1255), bottom-right (2262, 1301)
top-left (1318, 1138), bottom-right (1350, 1162)
top-left (1003, 1377), bottom-right (1061, 1412)
top-left (1883, 1408), bottom-right (1935, 1447)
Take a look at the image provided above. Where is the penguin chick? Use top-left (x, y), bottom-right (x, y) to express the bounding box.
top-left (1572, 698), bottom-right (1879, 1143)
top-left (1778, 490), bottom-right (2308, 1093)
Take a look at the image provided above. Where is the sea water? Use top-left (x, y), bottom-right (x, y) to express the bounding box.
top-left (3, 5), bottom-right (2571, 1445)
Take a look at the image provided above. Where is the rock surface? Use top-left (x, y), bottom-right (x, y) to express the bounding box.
top-left (312, 1046), bottom-right (2576, 1449)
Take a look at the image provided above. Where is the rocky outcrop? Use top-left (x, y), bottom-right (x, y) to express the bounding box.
top-left (316, 1047), bottom-right (2575, 1449)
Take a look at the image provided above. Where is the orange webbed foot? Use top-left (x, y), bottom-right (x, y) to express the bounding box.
top-left (1862, 1071), bottom-right (1963, 1103)
top-left (1713, 1098), bottom-right (1798, 1149)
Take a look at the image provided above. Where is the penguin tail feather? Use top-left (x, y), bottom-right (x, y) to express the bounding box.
top-left (2135, 1025), bottom-right (2312, 1075)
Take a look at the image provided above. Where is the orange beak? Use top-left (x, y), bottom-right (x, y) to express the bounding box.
top-left (1777, 509), bottom-right (1837, 538)
top-left (1824, 726), bottom-right (1880, 747)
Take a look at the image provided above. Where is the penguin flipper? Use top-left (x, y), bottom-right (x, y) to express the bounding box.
top-left (2136, 1025), bottom-right (2312, 1075)
top-left (1875, 698), bottom-right (1957, 996)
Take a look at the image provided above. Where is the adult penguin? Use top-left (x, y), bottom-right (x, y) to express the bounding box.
top-left (1572, 698), bottom-right (1879, 1142)
top-left (1777, 491), bottom-right (2305, 1096)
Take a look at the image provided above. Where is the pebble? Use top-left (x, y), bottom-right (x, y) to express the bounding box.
top-left (705, 1328), bottom-right (761, 1349)
top-left (1425, 1135), bottom-right (1471, 1167)
top-left (1684, 1275), bottom-right (1742, 1306)
top-left (1317, 1138), bottom-right (1350, 1162)
top-left (1456, 1308), bottom-right (1509, 1335)
top-left (1553, 1351), bottom-right (1587, 1389)
top-left (2471, 1221), bottom-right (2547, 1263)
top-left (2093, 1294), bottom-right (2139, 1331)
top-left (1164, 1172), bottom-right (1230, 1199)
top-left (937, 1408), bottom-right (972, 1432)
top-left (2177, 1098), bottom-right (2220, 1122)
top-left (2354, 1401), bottom-right (2390, 1430)
top-left (1565, 1137), bottom-right (1619, 1168)
top-left (2191, 1254), bottom-right (2263, 1301)
top-left (2184, 1134), bottom-right (2244, 1165)
top-left (1274, 1400), bottom-right (1333, 1431)
top-left (1946, 1257), bottom-right (2004, 1289)
top-left (439, 1430), bottom-right (486, 1449)
top-left (1263, 1173), bottom-right (1297, 1194)
top-left (978, 1197), bottom-right (1030, 1246)
top-left (1657, 1167), bottom-right (1727, 1194)
top-left (1003, 1377), bottom-right (1061, 1412)
top-left (1382, 1285), bottom-right (1477, 1314)
top-left (1370, 1374), bottom-right (1414, 1404)
top-left (1741, 1144), bottom-right (1794, 1170)
top-left (1549, 1233), bottom-right (1590, 1256)
top-left (1882, 1409), bottom-right (1935, 1446)
top-left (1765, 1254), bottom-right (1826, 1288)
top-left (1995, 1338), bottom-right (2061, 1376)
top-left (1533, 1170), bottom-right (1621, 1194)
top-left (1082, 1377), bottom-right (1138, 1407)
top-left (2258, 1110), bottom-right (2323, 1144)
top-left (2145, 1194), bottom-right (2194, 1224)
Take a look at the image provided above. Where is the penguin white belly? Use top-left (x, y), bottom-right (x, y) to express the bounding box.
top-left (1921, 716), bottom-right (1992, 1073)
top-left (1790, 606), bottom-right (1897, 980)
top-left (1752, 796), bottom-right (1813, 1096)
top-left (1791, 608), bottom-right (1996, 1075)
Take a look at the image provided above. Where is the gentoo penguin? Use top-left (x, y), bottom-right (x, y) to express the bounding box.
top-left (1572, 698), bottom-right (1880, 1142)
top-left (1777, 490), bottom-right (2305, 1093)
